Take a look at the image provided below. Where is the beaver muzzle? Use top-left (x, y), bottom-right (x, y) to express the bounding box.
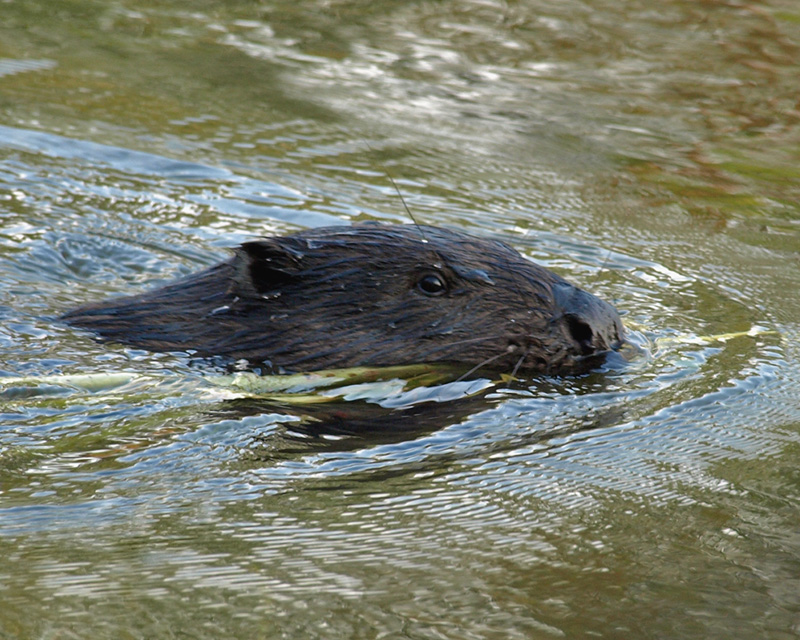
top-left (552, 282), bottom-right (624, 360)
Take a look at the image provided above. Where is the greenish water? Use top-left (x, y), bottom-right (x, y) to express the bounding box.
top-left (2, 0), bottom-right (800, 638)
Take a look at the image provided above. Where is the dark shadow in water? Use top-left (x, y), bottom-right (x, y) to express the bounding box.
top-left (233, 393), bottom-right (495, 443)
top-left (211, 369), bottom-right (627, 462)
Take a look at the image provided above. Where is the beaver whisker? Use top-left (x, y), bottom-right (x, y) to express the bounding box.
top-left (571, 348), bottom-right (615, 363)
top-left (410, 332), bottom-right (516, 355)
top-left (455, 351), bottom-right (512, 382)
top-left (510, 351), bottom-right (527, 379)
top-left (325, 330), bottom-right (513, 369)
top-left (360, 137), bottom-right (427, 240)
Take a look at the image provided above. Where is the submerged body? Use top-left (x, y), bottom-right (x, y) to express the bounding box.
top-left (63, 224), bottom-right (624, 376)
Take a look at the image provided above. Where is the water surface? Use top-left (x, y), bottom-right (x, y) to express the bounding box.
top-left (2, 1), bottom-right (800, 638)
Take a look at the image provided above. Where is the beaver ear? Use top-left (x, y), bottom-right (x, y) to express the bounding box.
top-left (233, 239), bottom-right (304, 295)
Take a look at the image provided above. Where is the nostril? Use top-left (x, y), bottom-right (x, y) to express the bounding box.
top-left (565, 314), bottom-right (595, 355)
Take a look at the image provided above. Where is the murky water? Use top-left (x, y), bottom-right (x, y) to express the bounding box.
top-left (2, 0), bottom-right (800, 637)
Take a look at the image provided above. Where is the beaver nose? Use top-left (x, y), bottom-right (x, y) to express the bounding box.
top-left (552, 282), bottom-right (624, 356)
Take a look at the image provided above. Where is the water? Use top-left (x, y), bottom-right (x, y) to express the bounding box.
top-left (2, 0), bottom-right (800, 637)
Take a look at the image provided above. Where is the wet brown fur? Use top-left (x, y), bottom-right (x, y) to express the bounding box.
top-left (63, 224), bottom-right (624, 376)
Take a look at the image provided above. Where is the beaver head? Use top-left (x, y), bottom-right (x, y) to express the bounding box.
top-left (63, 224), bottom-right (624, 377)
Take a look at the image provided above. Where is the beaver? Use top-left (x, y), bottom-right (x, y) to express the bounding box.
top-left (62, 224), bottom-right (624, 377)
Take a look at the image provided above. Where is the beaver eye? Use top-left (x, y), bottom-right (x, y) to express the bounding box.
top-left (417, 273), bottom-right (447, 296)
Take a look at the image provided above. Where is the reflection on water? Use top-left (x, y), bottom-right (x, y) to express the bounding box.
top-left (2, 0), bottom-right (800, 638)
